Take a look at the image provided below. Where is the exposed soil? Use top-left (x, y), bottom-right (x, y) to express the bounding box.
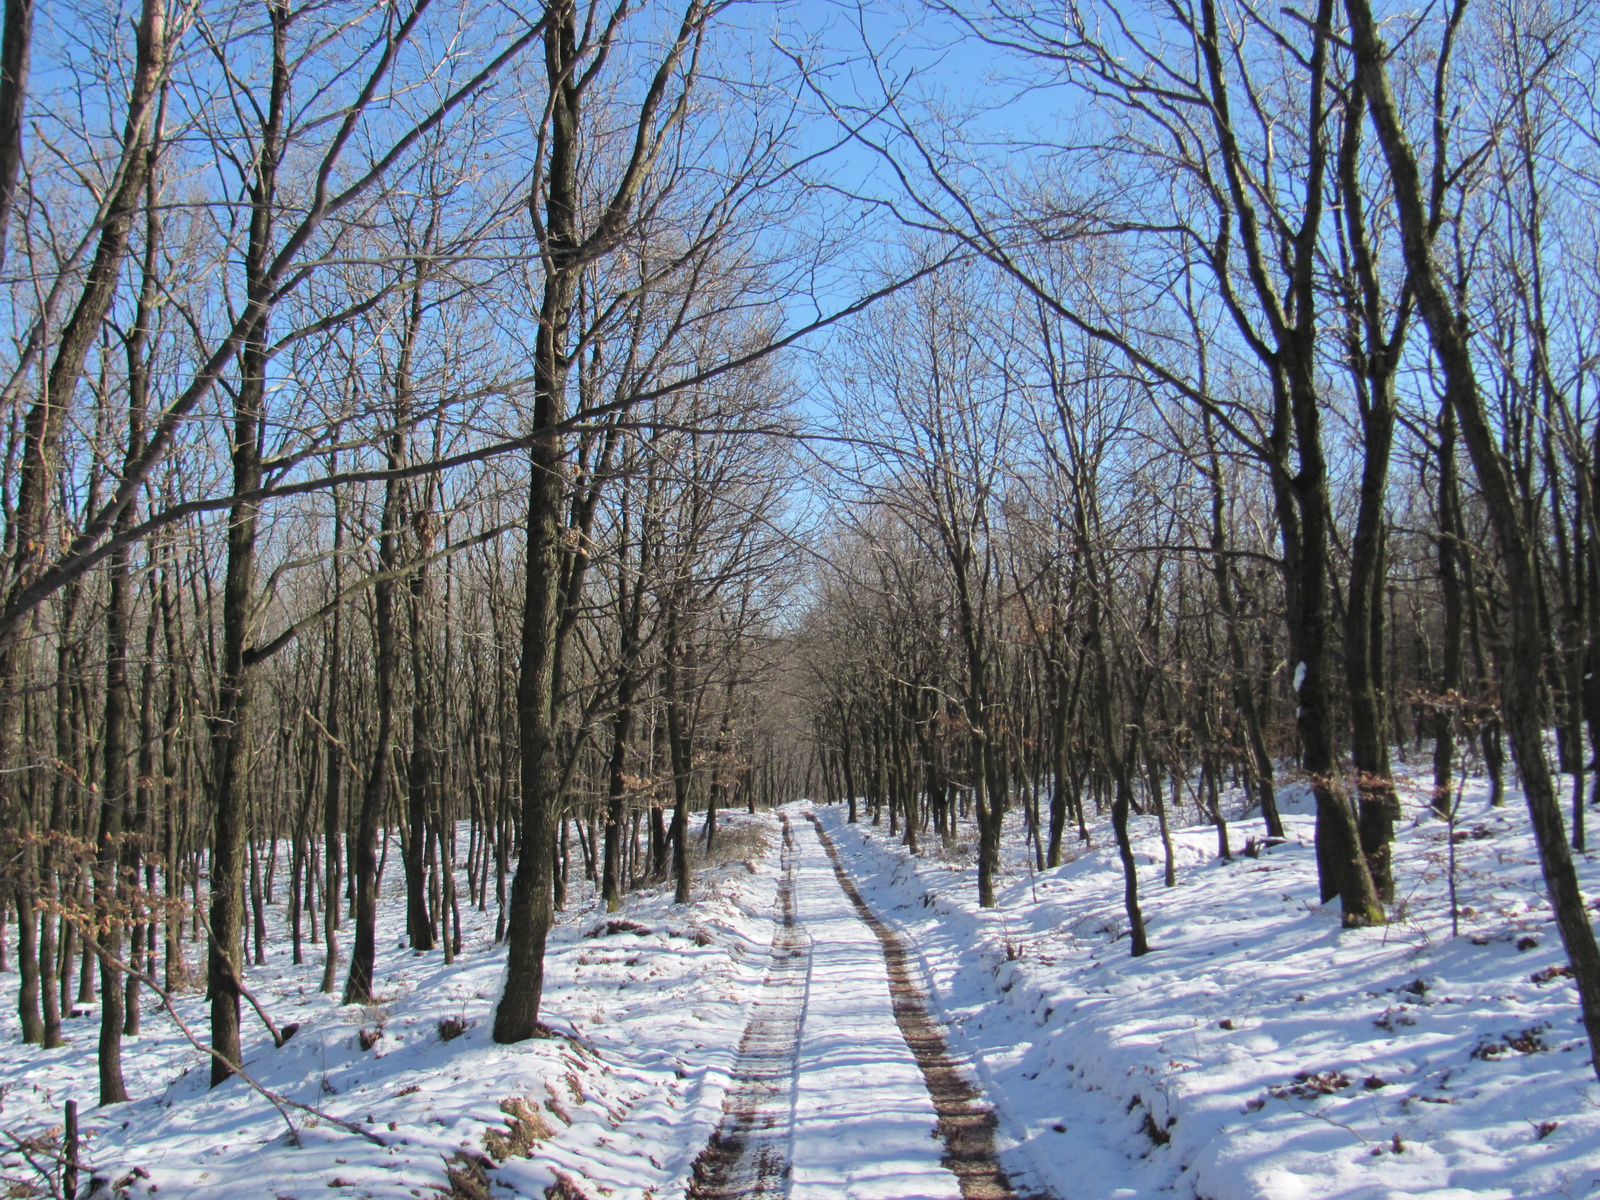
top-left (807, 812), bottom-right (1039, 1200)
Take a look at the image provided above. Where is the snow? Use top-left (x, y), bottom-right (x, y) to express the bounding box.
top-left (816, 770), bottom-right (1600, 1200)
top-left (786, 816), bottom-right (963, 1199)
top-left (0, 813), bottom-right (783, 1199)
top-left (4, 764), bottom-right (1600, 1200)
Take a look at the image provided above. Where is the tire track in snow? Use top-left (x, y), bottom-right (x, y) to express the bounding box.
top-left (805, 812), bottom-right (1041, 1200)
top-left (688, 812), bottom-right (810, 1198)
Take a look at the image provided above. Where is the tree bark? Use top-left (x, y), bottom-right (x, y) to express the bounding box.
top-left (1345, 0), bottom-right (1600, 1077)
top-left (208, 0), bottom-right (285, 1084)
top-left (0, 0), bottom-right (33, 270)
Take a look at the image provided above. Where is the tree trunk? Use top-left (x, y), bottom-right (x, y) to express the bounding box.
top-left (320, 489), bottom-right (345, 993)
top-left (344, 477), bottom-right (400, 1006)
top-left (206, 0), bottom-right (285, 1087)
top-left (1346, 0), bottom-right (1600, 1076)
top-left (0, 0), bottom-right (34, 270)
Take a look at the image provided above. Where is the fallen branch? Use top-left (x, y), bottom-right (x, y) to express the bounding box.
top-left (1283, 1100), bottom-right (1374, 1146)
top-left (191, 905), bottom-right (296, 1047)
top-left (64, 915), bottom-right (385, 1149)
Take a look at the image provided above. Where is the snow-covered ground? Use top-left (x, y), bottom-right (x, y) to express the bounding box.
top-left (0, 813), bottom-right (782, 1199)
top-left (820, 770), bottom-right (1600, 1200)
top-left (4, 767), bottom-right (1599, 1200)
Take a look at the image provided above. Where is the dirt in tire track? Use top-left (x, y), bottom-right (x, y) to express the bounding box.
top-left (688, 813), bottom-right (810, 1198)
top-left (805, 812), bottom-right (1045, 1200)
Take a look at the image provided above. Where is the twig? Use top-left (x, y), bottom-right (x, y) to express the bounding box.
top-left (1, 1128), bottom-right (70, 1199)
top-left (1283, 1100), bottom-right (1374, 1146)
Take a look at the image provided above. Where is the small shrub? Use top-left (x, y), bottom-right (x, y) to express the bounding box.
top-left (563, 1072), bottom-right (585, 1104)
top-left (1470, 1027), bottom-right (1547, 1059)
top-left (1141, 1111), bottom-right (1173, 1146)
top-left (1373, 1007), bottom-right (1416, 1032)
top-left (1272, 1071), bottom-right (1350, 1100)
top-left (1506, 1026), bottom-right (1549, 1054)
top-left (444, 1151), bottom-right (495, 1200)
top-left (438, 1015), bottom-right (471, 1042)
top-left (585, 919), bottom-right (651, 938)
top-left (484, 1095), bottom-right (555, 1162)
top-left (545, 1081), bottom-right (573, 1125)
top-left (545, 1171), bottom-right (592, 1200)
top-left (358, 1027), bottom-right (382, 1051)
top-left (1531, 964), bottom-right (1574, 985)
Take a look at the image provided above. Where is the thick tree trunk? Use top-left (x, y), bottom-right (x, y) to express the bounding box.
top-left (493, 435), bottom-right (565, 1041)
top-left (1346, 0), bottom-right (1600, 1077)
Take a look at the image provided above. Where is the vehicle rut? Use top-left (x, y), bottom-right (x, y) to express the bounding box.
top-left (687, 813), bottom-right (809, 1198)
top-left (806, 812), bottom-right (1041, 1200)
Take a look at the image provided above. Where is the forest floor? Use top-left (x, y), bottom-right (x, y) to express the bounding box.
top-left (0, 814), bottom-right (785, 1199)
top-left (2, 766), bottom-right (1599, 1200)
top-left (819, 769), bottom-right (1600, 1200)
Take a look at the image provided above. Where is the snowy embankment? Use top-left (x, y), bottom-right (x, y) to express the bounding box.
top-left (819, 775), bottom-right (1600, 1200)
top-left (0, 812), bottom-right (780, 1199)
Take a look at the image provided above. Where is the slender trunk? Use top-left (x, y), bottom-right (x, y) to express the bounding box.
top-left (0, 0), bottom-right (33, 270)
top-left (1338, 85), bottom-right (1405, 901)
top-left (320, 487), bottom-right (344, 992)
top-left (664, 625), bottom-right (695, 906)
top-left (841, 717), bottom-right (858, 825)
top-left (160, 549), bottom-right (185, 993)
top-left (344, 480), bottom-right (399, 1006)
top-left (602, 657), bottom-right (639, 912)
top-left (1145, 738), bottom-right (1176, 887)
top-left (405, 500), bottom-right (437, 949)
top-left (207, 0), bottom-right (284, 1087)
top-left (15, 819), bottom-right (40, 1043)
top-left (1204, 416), bottom-right (1282, 838)
top-left (1433, 403), bottom-right (1466, 815)
top-left (248, 802), bottom-right (267, 966)
top-left (98, 521), bottom-right (133, 1105)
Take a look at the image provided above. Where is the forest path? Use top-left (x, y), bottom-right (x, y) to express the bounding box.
top-left (688, 809), bottom-right (1040, 1200)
